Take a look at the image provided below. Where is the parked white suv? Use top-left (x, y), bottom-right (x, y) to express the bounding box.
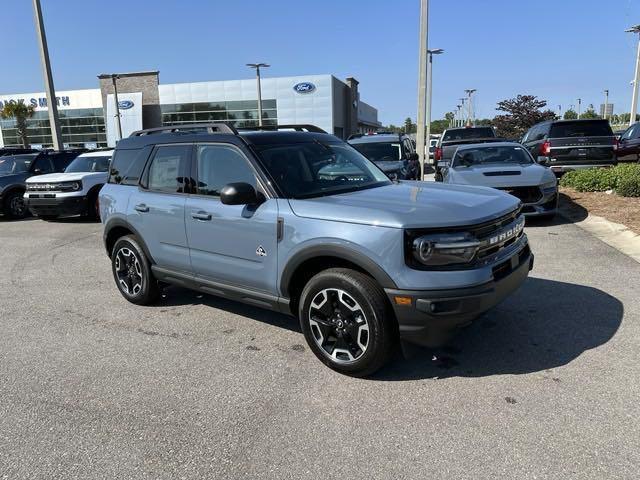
top-left (24, 149), bottom-right (113, 221)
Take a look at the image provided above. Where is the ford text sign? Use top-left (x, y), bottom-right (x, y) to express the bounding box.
top-left (293, 82), bottom-right (316, 94)
top-left (118, 100), bottom-right (134, 110)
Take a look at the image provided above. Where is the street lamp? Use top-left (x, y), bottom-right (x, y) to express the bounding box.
top-left (577, 98), bottom-right (582, 117)
top-left (464, 89), bottom-right (476, 126)
top-left (603, 89), bottom-right (609, 120)
top-left (416, 0), bottom-right (429, 177)
top-left (32, 0), bottom-right (63, 150)
top-left (459, 98), bottom-right (466, 126)
top-left (425, 48), bottom-right (444, 164)
top-left (626, 25), bottom-right (640, 125)
top-left (246, 63), bottom-right (270, 127)
top-left (111, 74), bottom-right (123, 140)
top-left (456, 104), bottom-right (462, 127)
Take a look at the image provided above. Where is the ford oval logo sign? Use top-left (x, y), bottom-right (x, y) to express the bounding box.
top-left (118, 100), bottom-right (134, 110)
top-left (293, 82), bottom-right (316, 94)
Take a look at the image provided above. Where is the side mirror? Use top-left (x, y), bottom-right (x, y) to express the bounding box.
top-left (437, 161), bottom-right (450, 169)
top-left (220, 182), bottom-right (261, 206)
top-left (33, 168), bottom-right (42, 175)
top-left (536, 156), bottom-right (549, 166)
top-left (407, 152), bottom-right (419, 161)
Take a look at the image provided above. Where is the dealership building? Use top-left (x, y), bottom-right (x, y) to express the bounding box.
top-left (0, 72), bottom-right (381, 149)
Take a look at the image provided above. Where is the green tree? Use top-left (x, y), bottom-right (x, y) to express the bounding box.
top-left (429, 119), bottom-right (450, 134)
top-left (563, 109), bottom-right (578, 120)
top-left (579, 108), bottom-right (599, 119)
top-left (492, 94), bottom-right (556, 139)
top-left (0, 101), bottom-right (35, 147)
top-left (403, 117), bottom-right (416, 134)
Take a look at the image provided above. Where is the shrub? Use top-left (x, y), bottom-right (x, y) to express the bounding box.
top-left (559, 164), bottom-right (640, 196)
top-left (559, 167), bottom-right (616, 192)
top-left (616, 167), bottom-right (640, 197)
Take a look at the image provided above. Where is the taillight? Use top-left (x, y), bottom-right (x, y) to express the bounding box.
top-left (613, 138), bottom-right (619, 151)
top-left (540, 141), bottom-right (551, 156)
top-left (434, 147), bottom-right (442, 161)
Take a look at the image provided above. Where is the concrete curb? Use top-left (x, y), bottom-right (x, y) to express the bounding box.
top-left (559, 207), bottom-right (640, 264)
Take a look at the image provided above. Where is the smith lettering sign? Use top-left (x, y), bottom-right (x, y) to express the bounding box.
top-left (0, 96), bottom-right (71, 109)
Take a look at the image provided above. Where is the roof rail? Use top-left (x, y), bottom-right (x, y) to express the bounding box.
top-left (237, 124), bottom-right (327, 134)
top-left (130, 122), bottom-right (238, 137)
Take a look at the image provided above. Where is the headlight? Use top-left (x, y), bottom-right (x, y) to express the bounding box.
top-left (541, 179), bottom-right (557, 192)
top-left (412, 232), bottom-right (480, 266)
top-left (59, 181), bottom-right (82, 191)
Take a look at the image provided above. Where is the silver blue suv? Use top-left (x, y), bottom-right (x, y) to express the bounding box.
top-left (100, 123), bottom-right (533, 376)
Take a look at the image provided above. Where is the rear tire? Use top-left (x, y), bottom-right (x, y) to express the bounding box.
top-left (299, 268), bottom-right (395, 377)
top-left (3, 190), bottom-right (29, 219)
top-left (111, 235), bottom-right (160, 305)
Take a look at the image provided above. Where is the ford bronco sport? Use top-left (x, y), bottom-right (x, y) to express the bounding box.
top-left (100, 123), bottom-right (533, 376)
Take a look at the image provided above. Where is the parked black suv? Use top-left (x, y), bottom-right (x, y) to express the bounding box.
top-left (521, 119), bottom-right (617, 174)
top-left (0, 149), bottom-right (85, 218)
top-left (348, 133), bottom-right (420, 180)
top-left (616, 122), bottom-right (640, 163)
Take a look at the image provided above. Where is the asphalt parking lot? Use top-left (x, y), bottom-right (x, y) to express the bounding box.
top-left (1, 215), bottom-right (639, 479)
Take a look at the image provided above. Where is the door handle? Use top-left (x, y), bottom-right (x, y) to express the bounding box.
top-left (134, 203), bottom-right (149, 213)
top-left (191, 210), bottom-right (212, 221)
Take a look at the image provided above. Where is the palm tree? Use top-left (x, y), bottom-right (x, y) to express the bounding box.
top-left (0, 102), bottom-right (35, 147)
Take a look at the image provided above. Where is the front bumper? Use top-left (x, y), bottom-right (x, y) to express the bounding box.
top-left (24, 194), bottom-right (87, 217)
top-left (386, 241), bottom-right (533, 348)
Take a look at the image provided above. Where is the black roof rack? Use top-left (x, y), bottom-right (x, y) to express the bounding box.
top-left (130, 122), bottom-right (238, 137)
top-left (238, 124), bottom-right (327, 134)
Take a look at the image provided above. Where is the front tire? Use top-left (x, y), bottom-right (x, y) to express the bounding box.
top-left (111, 235), bottom-right (160, 305)
top-left (3, 190), bottom-right (28, 219)
top-left (299, 268), bottom-right (395, 377)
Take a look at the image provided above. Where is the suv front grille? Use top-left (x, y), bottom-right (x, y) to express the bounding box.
top-left (497, 186), bottom-right (542, 204)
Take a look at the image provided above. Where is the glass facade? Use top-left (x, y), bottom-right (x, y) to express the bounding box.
top-left (160, 100), bottom-right (277, 128)
top-left (0, 108), bottom-right (107, 148)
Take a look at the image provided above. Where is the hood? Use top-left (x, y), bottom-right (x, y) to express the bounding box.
top-left (447, 163), bottom-right (553, 188)
top-left (288, 182), bottom-right (520, 229)
top-left (0, 172), bottom-right (29, 188)
top-left (24, 171), bottom-right (107, 183)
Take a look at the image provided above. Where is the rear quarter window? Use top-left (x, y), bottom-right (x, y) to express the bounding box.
top-left (108, 147), bottom-right (152, 185)
top-left (550, 121), bottom-right (613, 138)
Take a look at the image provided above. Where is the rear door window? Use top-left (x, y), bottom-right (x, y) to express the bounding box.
top-left (442, 128), bottom-right (494, 141)
top-left (549, 121), bottom-right (613, 138)
top-left (145, 145), bottom-right (191, 193)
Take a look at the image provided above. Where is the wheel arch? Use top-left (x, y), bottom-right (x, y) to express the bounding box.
top-left (103, 218), bottom-right (154, 263)
top-left (280, 244), bottom-right (397, 313)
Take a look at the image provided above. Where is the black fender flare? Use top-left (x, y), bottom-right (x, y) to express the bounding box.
top-left (103, 217), bottom-right (155, 263)
top-left (279, 244), bottom-right (397, 298)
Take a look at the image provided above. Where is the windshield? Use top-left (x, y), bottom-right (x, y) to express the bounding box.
top-left (254, 141), bottom-right (391, 199)
top-left (443, 128), bottom-right (495, 141)
top-left (549, 121), bottom-right (613, 138)
top-left (452, 145), bottom-right (533, 167)
top-left (350, 141), bottom-right (402, 162)
top-left (0, 154), bottom-right (38, 175)
top-left (65, 155), bottom-right (112, 173)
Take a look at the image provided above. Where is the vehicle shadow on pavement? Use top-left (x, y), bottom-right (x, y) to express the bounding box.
top-left (156, 285), bottom-right (301, 334)
top-left (374, 277), bottom-right (623, 381)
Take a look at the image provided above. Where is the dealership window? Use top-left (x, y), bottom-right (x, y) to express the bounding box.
top-left (160, 100), bottom-right (277, 128)
top-left (0, 108), bottom-right (107, 149)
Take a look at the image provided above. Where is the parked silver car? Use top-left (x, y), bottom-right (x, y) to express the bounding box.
top-left (438, 142), bottom-right (558, 218)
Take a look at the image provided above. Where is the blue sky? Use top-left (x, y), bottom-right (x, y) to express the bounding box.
top-left (2, 0), bottom-right (639, 125)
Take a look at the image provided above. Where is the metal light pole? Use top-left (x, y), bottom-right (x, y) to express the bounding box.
top-left (32, 0), bottom-right (63, 150)
top-left (111, 75), bottom-right (123, 141)
top-left (626, 25), bottom-right (640, 125)
top-left (465, 89), bottom-right (476, 126)
top-left (415, 0), bottom-right (429, 177)
top-left (456, 104), bottom-right (462, 127)
top-left (247, 63), bottom-right (269, 127)
top-left (603, 89), bottom-right (609, 120)
top-left (459, 98), bottom-right (466, 126)
top-left (577, 98), bottom-right (582, 118)
top-left (558, 105), bottom-right (562, 117)
top-left (425, 48), bottom-right (444, 165)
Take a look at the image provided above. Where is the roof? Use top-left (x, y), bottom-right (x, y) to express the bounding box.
top-left (348, 134), bottom-right (402, 144)
top-left (78, 149), bottom-right (114, 157)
